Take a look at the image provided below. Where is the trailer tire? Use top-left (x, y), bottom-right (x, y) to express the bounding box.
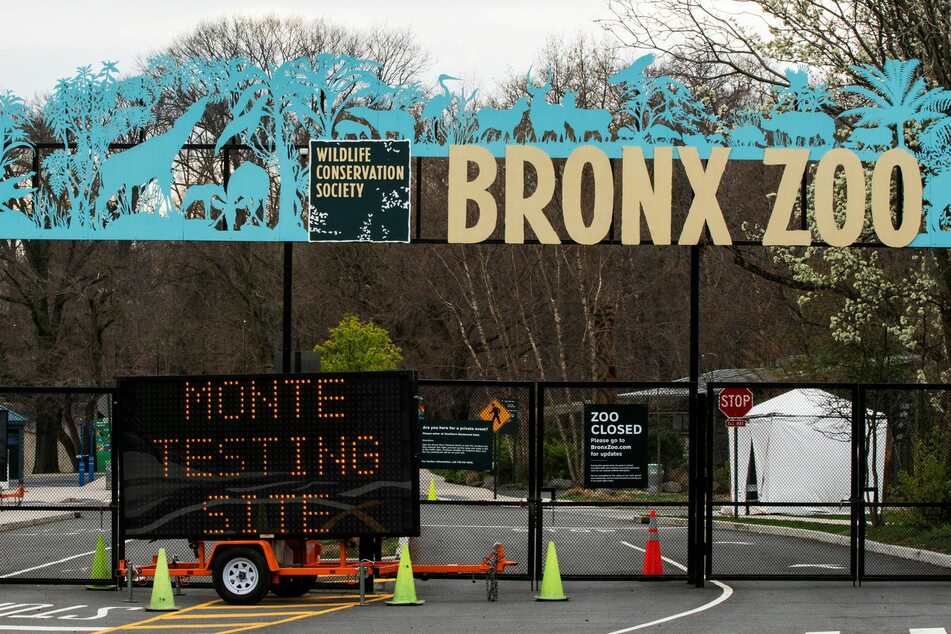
top-left (270, 575), bottom-right (313, 598)
top-left (212, 547), bottom-right (271, 605)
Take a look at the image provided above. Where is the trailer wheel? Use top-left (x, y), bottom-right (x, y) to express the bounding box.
top-left (212, 548), bottom-right (271, 605)
top-left (270, 575), bottom-right (313, 598)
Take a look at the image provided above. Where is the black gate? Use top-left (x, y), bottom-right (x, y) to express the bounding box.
top-left (0, 387), bottom-right (117, 585)
top-left (537, 381), bottom-right (697, 581)
top-left (858, 385), bottom-right (951, 581)
top-left (7, 380), bottom-right (951, 586)
top-left (416, 380), bottom-right (535, 580)
top-left (707, 382), bottom-right (951, 582)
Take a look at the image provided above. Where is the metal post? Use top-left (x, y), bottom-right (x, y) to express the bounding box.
top-left (493, 432), bottom-right (499, 500)
top-left (123, 563), bottom-right (136, 602)
top-left (733, 426), bottom-right (739, 518)
top-left (688, 244), bottom-right (703, 586)
top-left (527, 383), bottom-right (537, 590)
top-left (358, 561), bottom-right (366, 605)
top-left (282, 242), bottom-right (293, 373)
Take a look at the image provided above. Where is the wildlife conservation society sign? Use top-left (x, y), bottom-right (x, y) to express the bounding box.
top-left (308, 139), bottom-right (411, 243)
top-left (584, 404), bottom-right (649, 489)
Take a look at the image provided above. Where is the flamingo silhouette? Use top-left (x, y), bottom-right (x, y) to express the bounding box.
top-left (422, 74), bottom-right (459, 142)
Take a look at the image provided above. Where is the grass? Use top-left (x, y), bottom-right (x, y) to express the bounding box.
top-left (560, 489), bottom-right (689, 503)
top-left (717, 512), bottom-right (951, 555)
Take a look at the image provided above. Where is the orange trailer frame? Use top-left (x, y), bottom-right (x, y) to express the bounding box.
top-left (118, 538), bottom-right (518, 604)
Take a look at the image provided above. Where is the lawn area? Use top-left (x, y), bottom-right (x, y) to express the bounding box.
top-left (717, 513), bottom-right (951, 555)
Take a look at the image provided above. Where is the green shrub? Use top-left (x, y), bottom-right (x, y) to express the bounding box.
top-left (896, 431), bottom-right (951, 526)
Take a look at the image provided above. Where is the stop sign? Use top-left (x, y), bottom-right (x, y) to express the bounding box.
top-left (718, 387), bottom-right (754, 418)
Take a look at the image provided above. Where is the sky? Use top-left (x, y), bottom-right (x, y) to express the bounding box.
top-left (0, 0), bottom-right (615, 100)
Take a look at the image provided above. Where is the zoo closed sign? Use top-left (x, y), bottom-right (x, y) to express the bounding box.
top-left (584, 403), bottom-right (649, 489)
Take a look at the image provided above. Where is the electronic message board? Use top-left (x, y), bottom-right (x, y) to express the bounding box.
top-left (117, 372), bottom-right (419, 539)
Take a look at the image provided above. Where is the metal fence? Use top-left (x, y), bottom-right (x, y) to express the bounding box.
top-left (0, 388), bottom-right (116, 584)
top-left (538, 382), bottom-right (693, 580)
top-left (5, 380), bottom-right (951, 587)
top-left (859, 385), bottom-right (951, 580)
top-left (417, 380), bottom-right (534, 579)
top-left (707, 382), bottom-right (951, 583)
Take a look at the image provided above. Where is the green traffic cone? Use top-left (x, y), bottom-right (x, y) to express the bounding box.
top-left (534, 541), bottom-right (568, 601)
top-left (86, 533), bottom-right (113, 590)
top-left (428, 478), bottom-right (437, 501)
top-left (146, 549), bottom-right (179, 611)
top-left (385, 544), bottom-right (424, 605)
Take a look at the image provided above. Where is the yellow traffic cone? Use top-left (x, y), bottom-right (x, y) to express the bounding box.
top-left (86, 533), bottom-right (113, 590)
top-left (427, 478), bottom-right (437, 501)
top-left (534, 541), bottom-right (568, 601)
top-left (146, 549), bottom-right (179, 611)
top-left (385, 544), bottom-right (424, 605)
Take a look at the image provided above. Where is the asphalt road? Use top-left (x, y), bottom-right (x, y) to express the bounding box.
top-left (0, 505), bottom-right (948, 581)
top-left (0, 577), bottom-right (949, 633)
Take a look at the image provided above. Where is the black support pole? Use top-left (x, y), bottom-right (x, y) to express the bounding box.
top-left (689, 244), bottom-right (703, 587)
top-left (282, 242), bottom-right (293, 373)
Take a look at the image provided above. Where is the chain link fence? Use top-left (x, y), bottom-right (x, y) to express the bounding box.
top-left (0, 389), bottom-right (115, 583)
top-left (707, 384), bottom-right (857, 579)
top-left (416, 381), bottom-right (533, 578)
top-left (860, 385), bottom-right (951, 579)
top-left (539, 382), bottom-right (691, 579)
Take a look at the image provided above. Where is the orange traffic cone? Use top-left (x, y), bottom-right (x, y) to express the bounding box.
top-left (643, 510), bottom-right (663, 575)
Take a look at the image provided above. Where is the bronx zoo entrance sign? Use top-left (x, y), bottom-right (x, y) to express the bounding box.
top-left (0, 54), bottom-right (946, 247)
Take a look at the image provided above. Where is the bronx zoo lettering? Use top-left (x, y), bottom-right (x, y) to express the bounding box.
top-left (448, 145), bottom-right (922, 248)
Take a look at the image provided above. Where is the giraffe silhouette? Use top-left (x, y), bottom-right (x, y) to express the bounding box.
top-left (95, 98), bottom-right (208, 220)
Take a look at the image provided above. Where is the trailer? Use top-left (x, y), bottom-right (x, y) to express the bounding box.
top-left (114, 372), bottom-right (511, 605)
top-left (119, 539), bottom-right (518, 604)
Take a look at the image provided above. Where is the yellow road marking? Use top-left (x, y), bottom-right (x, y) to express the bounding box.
top-left (122, 626), bottom-right (269, 630)
top-left (164, 612), bottom-right (319, 618)
top-left (95, 600), bottom-right (220, 633)
top-left (97, 593), bottom-right (392, 634)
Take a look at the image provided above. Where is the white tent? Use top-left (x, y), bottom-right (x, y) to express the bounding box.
top-left (727, 388), bottom-right (886, 515)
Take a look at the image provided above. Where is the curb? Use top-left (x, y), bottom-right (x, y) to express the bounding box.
top-left (712, 519), bottom-right (951, 569)
top-left (0, 511), bottom-right (79, 532)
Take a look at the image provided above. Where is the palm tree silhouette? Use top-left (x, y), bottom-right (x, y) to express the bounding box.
top-left (842, 59), bottom-right (951, 149)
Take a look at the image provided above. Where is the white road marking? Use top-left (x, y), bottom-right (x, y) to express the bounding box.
top-left (788, 564), bottom-right (845, 570)
top-left (910, 629), bottom-right (948, 634)
top-left (609, 541), bottom-right (733, 633)
top-left (714, 541), bottom-right (753, 545)
top-left (0, 627), bottom-right (102, 632)
top-left (0, 539), bottom-right (132, 578)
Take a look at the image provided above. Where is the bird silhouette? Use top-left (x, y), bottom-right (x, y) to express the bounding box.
top-left (609, 53), bottom-right (655, 88)
top-left (422, 74), bottom-right (459, 142)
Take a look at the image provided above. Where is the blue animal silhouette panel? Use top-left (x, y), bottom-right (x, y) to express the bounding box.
top-left (0, 54), bottom-right (948, 246)
top-left (308, 140), bottom-right (411, 242)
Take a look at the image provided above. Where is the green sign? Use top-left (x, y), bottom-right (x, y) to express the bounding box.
top-left (308, 139), bottom-right (411, 243)
top-left (94, 417), bottom-right (111, 473)
top-left (419, 420), bottom-right (492, 470)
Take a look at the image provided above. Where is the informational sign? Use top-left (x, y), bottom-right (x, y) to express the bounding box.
top-left (478, 399), bottom-right (512, 433)
top-left (117, 371), bottom-right (419, 539)
top-left (725, 419), bottom-right (747, 428)
top-left (498, 398), bottom-right (519, 435)
top-left (584, 404), bottom-right (649, 489)
top-left (719, 387), bottom-right (754, 419)
top-left (308, 139), bottom-right (411, 243)
top-left (94, 417), bottom-right (111, 473)
top-left (419, 420), bottom-right (492, 470)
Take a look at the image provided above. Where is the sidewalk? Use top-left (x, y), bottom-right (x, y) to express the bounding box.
top-left (0, 477), bottom-right (111, 531)
top-left (419, 469), bottom-right (524, 502)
